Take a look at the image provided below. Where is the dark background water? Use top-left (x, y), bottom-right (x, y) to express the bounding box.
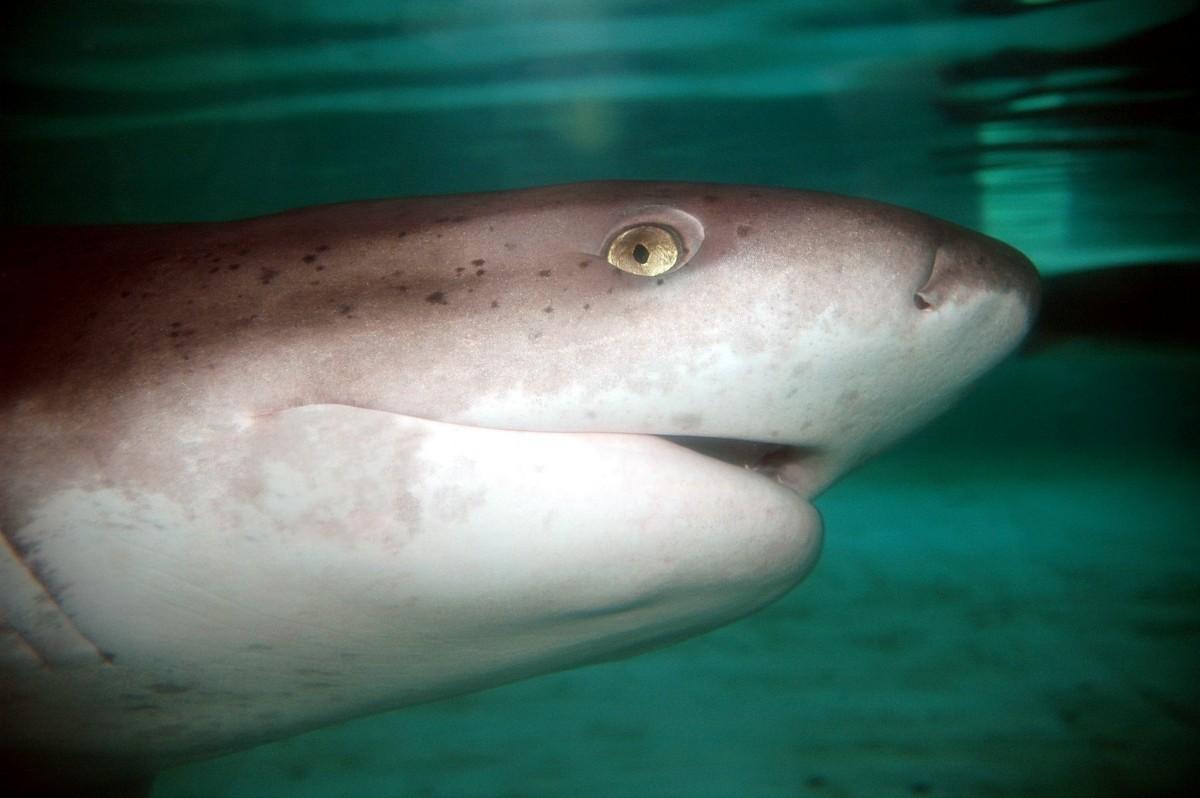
top-left (3, 2), bottom-right (1197, 796)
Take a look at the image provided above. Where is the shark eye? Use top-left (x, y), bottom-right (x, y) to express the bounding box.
top-left (606, 225), bottom-right (681, 277)
top-left (600, 204), bottom-right (703, 277)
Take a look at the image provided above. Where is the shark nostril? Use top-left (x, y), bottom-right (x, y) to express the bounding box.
top-left (914, 243), bottom-right (950, 311)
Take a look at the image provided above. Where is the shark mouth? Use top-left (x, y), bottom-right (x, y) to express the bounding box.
top-left (660, 436), bottom-right (824, 497)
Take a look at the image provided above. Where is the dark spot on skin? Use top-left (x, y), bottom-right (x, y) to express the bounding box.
top-left (427, 291), bottom-right (448, 305)
top-left (471, 258), bottom-right (485, 266)
top-left (259, 267), bottom-right (279, 285)
top-left (397, 284), bottom-right (408, 292)
top-left (315, 265), bottom-right (324, 271)
top-left (455, 267), bottom-right (466, 274)
top-left (391, 270), bottom-right (403, 277)
top-left (150, 683), bottom-right (191, 695)
top-left (737, 224), bottom-right (752, 238)
top-left (656, 278), bottom-right (664, 285)
top-left (170, 321), bottom-right (182, 327)
top-left (302, 254), bottom-right (317, 263)
top-left (476, 269), bottom-right (486, 276)
top-left (435, 233), bottom-right (443, 239)
top-left (529, 331), bottom-right (542, 341)
top-left (491, 300), bottom-right (499, 308)
top-left (227, 263), bottom-right (240, 271)
top-left (487, 225), bottom-right (495, 231)
top-left (338, 304), bottom-right (353, 316)
top-left (671, 413), bottom-right (703, 430)
top-left (578, 260), bottom-right (589, 268)
top-left (703, 194), bottom-right (720, 204)
top-left (583, 303), bottom-right (590, 310)
top-left (316, 244), bottom-right (329, 252)
top-left (543, 306), bottom-right (553, 314)
top-left (309, 280), bottom-right (321, 286)
top-left (538, 269), bottom-right (552, 277)
top-left (7, 536), bottom-right (38, 560)
top-left (504, 242), bottom-right (516, 250)
top-left (398, 231), bottom-right (407, 238)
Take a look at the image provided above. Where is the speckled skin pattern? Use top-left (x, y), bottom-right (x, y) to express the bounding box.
top-left (0, 182), bottom-right (1037, 788)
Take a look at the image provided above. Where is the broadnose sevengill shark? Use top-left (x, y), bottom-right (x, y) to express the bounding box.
top-left (0, 181), bottom-right (1039, 794)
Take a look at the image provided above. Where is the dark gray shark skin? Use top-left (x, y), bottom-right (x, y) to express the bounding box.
top-left (0, 182), bottom-right (1038, 795)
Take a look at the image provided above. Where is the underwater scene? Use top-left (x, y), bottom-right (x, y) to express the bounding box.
top-left (2, 1), bottom-right (1197, 796)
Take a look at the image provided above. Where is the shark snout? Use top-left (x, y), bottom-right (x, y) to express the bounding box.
top-left (914, 230), bottom-right (1040, 317)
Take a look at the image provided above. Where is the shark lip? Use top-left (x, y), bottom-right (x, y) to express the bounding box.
top-left (659, 435), bottom-right (824, 497)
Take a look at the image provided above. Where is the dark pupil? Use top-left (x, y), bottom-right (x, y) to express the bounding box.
top-left (632, 243), bottom-right (650, 264)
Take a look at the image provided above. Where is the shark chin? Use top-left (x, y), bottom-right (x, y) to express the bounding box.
top-left (0, 181), bottom-right (1039, 794)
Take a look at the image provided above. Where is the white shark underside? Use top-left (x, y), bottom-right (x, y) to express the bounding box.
top-left (0, 182), bottom-right (1038, 793)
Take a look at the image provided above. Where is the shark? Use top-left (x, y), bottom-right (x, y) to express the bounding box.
top-left (0, 181), bottom-right (1038, 795)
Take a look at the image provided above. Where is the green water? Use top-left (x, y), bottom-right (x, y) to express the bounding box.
top-left (3, 1), bottom-right (1197, 796)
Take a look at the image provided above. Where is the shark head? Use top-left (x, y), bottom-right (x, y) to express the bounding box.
top-left (0, 182), bottom-right (1038, 788)
top-left (269, 181), bottom-right (1039, 495)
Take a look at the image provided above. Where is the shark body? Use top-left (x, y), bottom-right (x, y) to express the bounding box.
top-left (0, 182), bottom-right (1038, 793)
